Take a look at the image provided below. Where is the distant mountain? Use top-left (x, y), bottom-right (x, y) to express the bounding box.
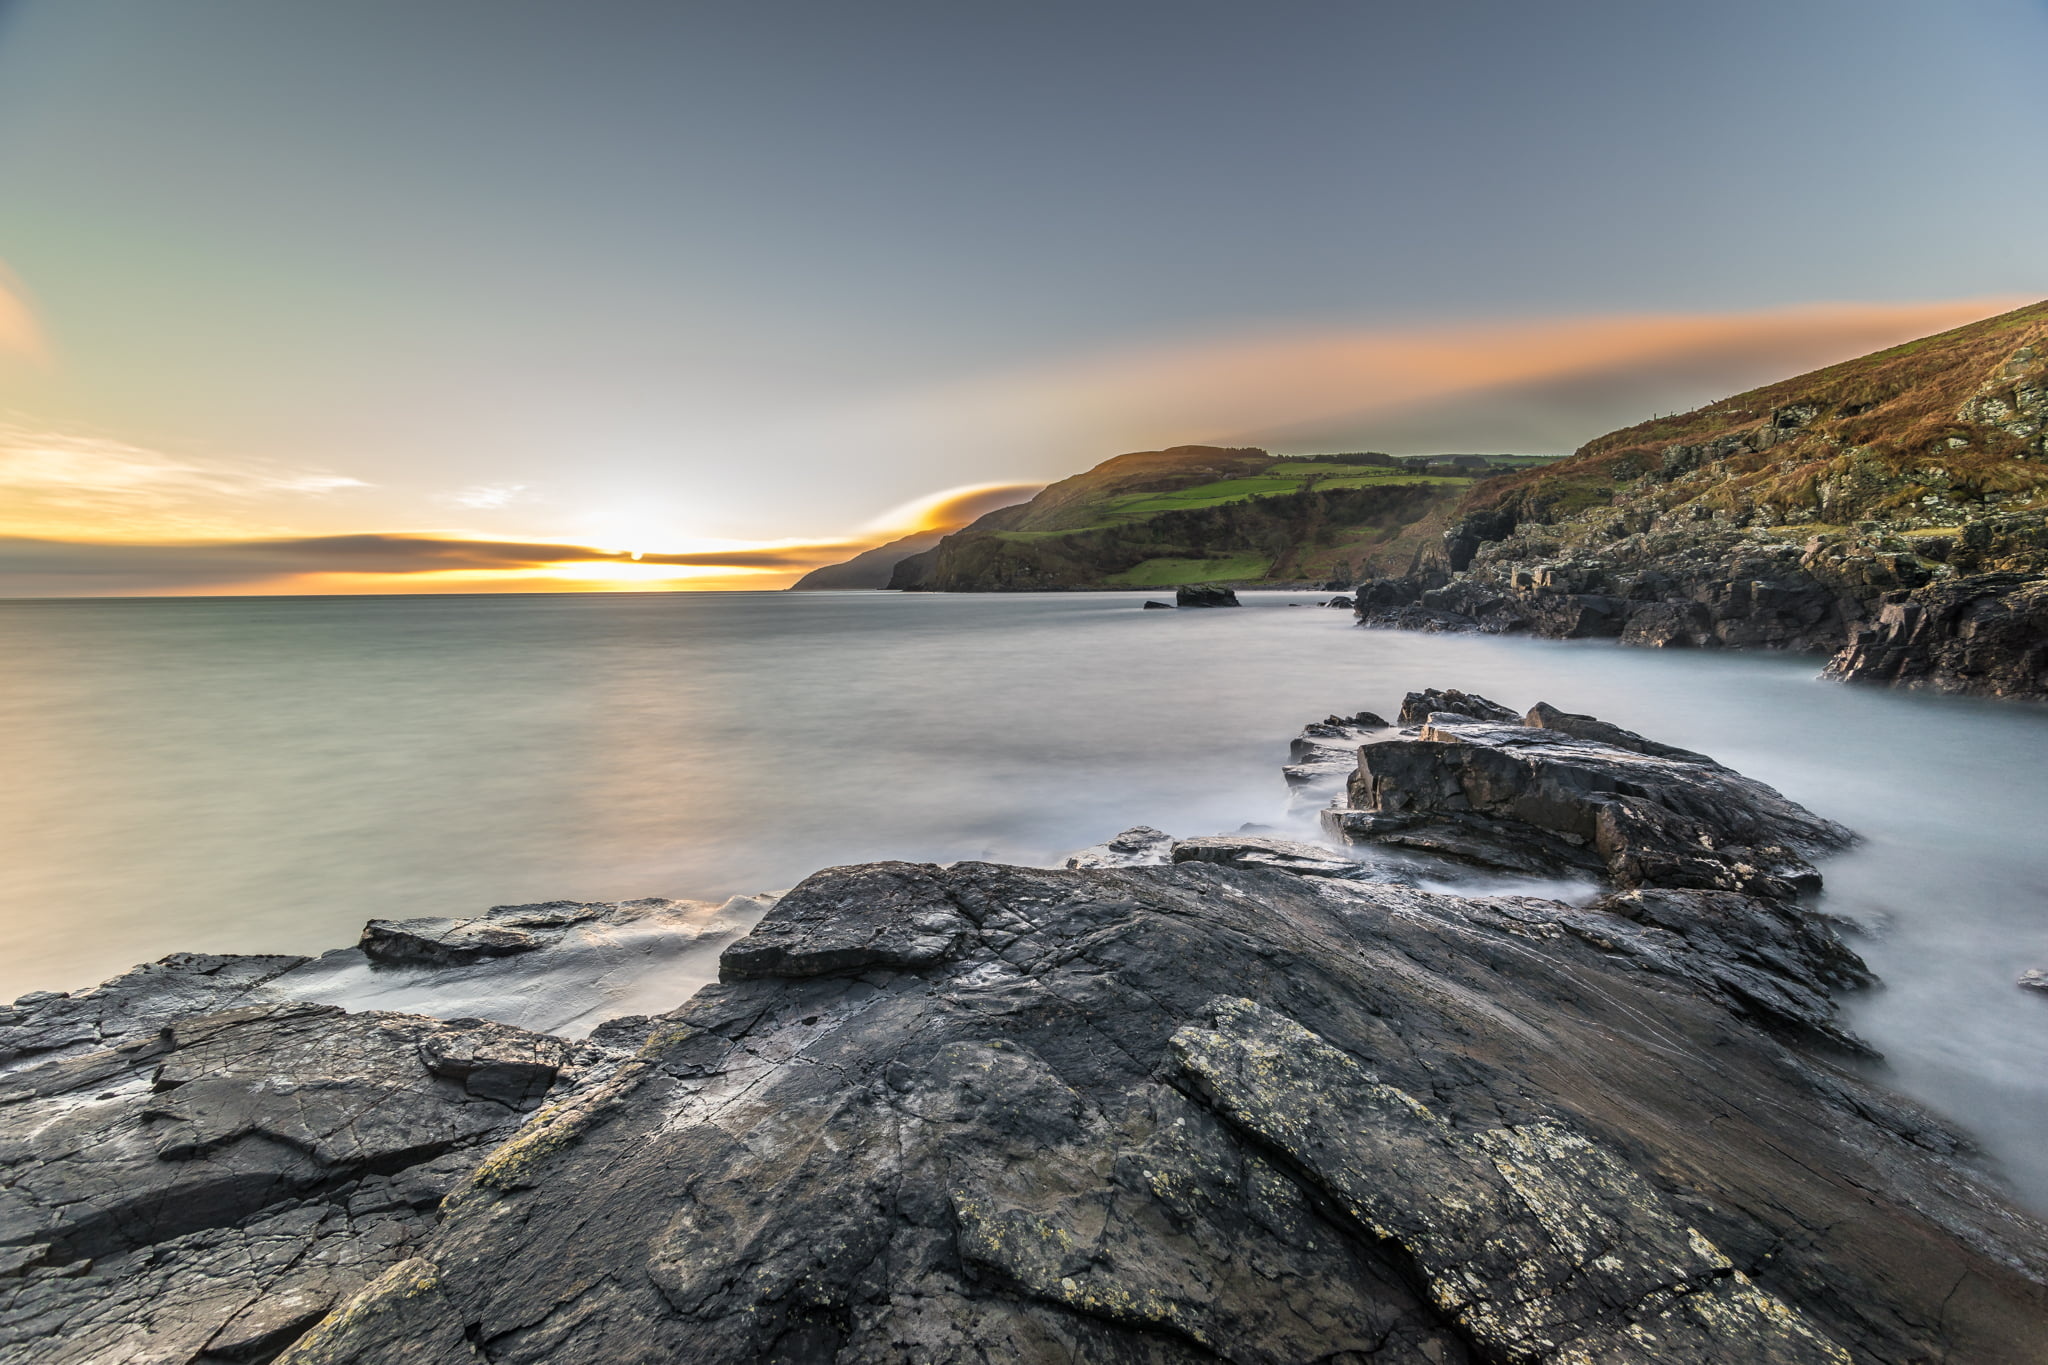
top-left (1352, 299), bottom-right (2048, 698)
top-left (889, 445), bottom-right (1550, 591)
top-left (788, 530), bottom-right (950, 590)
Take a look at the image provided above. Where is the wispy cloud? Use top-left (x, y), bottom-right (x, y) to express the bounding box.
top-left (0, 262), bottom-right (47, 366)
top-left (861, 481), bottom-right (1044, 536)
top-left (790, 298), bottom-right (2028, 477)
top-left (445, 483), bottom-right (535, 510)
top-left (0, 424), bottom-right (373, 541)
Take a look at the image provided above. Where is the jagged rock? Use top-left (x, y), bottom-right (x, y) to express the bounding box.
top-left (1168, 834), bottom-right (1381, 879)
top-left (1324, 697), bottom-right (1851, 896)
top-left (0, 954), bottom-right (309, 1073)
top-left (2019, 969), bottom-right (2048, 994)
top-left (1061, 826), bottom-right (1174, 868)
top-left (1282, 713), bottom-right (1390, 787)
top-left (1174, 583), bottom-right (1239, 607)
top-left (1823, 573), bottom-right (2048, 698)
top-left (1523, 699), bottom-right (1716, 762)
top-left (1396, 687), bottom-right (1517, 725)
top-left (284, 859), bottom-right (2048, 1363)
top-left (0, 1000), bottom-right (579, 1364)
top-left (360, 898), bottom-right (696, 968)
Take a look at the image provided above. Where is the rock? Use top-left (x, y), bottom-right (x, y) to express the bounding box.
top-left (1823, 573), bottom-right (2048, 699)
top-left (1324, 693), bottom-right (1852, 896)
top-left (1325, 594), bottom-right (1354, 608)
top-left (0, 954), bottom-right (311, 1074)
top-left (1523, 699), bottom-right (1717, 763)
top-left (1175, 583), bottom-right (1240, 607)
top-left (1169, 834), bottom-right (1387, 879)
top-left (279, 895), bottom-right (766, 1040)
top-left (2019, 969), bottom-right (2048, 994)
top-left (1283, 713), bottom-right (1392, 787)
top-left (286, 859), bottom-right (2048, 1363)
top-left (0, 998), bottom-right (582, 1364)
top-left (1061, 825), bottom-right (1174, 868)
top-left (1140, 599), bottom-right (1172, 609)
top-left (1396, 686), bottom-right (1518, 724)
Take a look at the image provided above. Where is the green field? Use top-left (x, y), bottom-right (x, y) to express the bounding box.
top-left (1100, 553), bottom-right (1272, 587)
top-left (1096, 467), bottom-right (1470, 520)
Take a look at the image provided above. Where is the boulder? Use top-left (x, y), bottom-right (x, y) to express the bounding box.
top-left (1324, 694), bottom-right (1851, 897)
top-left (1140, 599), bottom-right (1172, 609)
top-left (1174, 584), bottom-right (1240, 607)
top-left (2020, 969), bottom-right (2048, 994)
top-left (1396, 687), bottom-right (1518, 725)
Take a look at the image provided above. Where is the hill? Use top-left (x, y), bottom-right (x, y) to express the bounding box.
top-left (1355, 299), bottom-right (2048, 698)
top-left (788, 530), bottom-right (949, 590)
top-left (889, 446), bottom-right (1544, 591)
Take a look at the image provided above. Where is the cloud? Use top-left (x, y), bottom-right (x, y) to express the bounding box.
top-left (0, 531), bottom-right (874, 596)
top-left (861, 481), bottom-right (1045, 536)
top-left (786, 297), bottom-right (2029, 478)
top-left (0, 262), bottom-right (47, 366)
top-left (445, 483), bottom-right (534, 510)
top-left (0, 424), bottom-right (374, 541)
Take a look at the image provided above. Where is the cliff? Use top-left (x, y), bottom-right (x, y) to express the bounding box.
top-left (1353, 299), bottom-right (2048, 698)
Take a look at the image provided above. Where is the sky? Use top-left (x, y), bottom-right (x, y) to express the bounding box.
top-left (0, 0), bottom-right (2043, 594)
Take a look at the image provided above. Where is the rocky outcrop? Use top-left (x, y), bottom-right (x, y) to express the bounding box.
top-left (278, 852), bottom-right (2047, 1363)
top-left (1321, 697), bottom-right (1850, 897)
top-left (1821, 571), bottom-right (2048, 696)
top-left (359, 897), bottom-right (708, 968)
top-left (1061, 825), bottom-right (1174, 868)
top-left (1175, 583), bottom-right (1239, 607)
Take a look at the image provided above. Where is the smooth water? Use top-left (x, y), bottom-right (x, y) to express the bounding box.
top-left (3, 591), bottom-right (2046, 1202)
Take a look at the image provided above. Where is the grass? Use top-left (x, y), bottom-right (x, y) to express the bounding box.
top-left (1101, 553), bottom-right (1272, 587)
top-left (1096, 469), bottom-right (1469, 519)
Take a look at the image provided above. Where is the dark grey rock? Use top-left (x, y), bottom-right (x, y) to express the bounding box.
top-left (1324, 699), bottom-right (1851, 897)
top-left (284, 859), bottom-right (2048, 1363)
top-left (0, 954), bottom-right (309, 1073)
top-left (1169, 834), bottom-right (1387, 879)
top-left (1174, 583), bottom-right (1240, 607)
top-left (2019, 969), bottom-right (2048, 994)
top-left (1396, 687), bottom-right (1518, 725)
top-left (1140, 599), bottom-right (1172, 609)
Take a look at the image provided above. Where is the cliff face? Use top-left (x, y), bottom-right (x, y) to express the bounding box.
top-left (1354, 300), bottom-right (2048, 699)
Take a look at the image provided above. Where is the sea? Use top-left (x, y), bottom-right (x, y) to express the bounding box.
top-left (4, 589), bottom-right (2046, 1205)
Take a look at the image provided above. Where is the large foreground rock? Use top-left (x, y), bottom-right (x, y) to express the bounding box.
top-left (280, 858), bottom-right (2048, 1363)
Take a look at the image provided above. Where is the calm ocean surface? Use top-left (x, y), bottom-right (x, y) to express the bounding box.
top-left (4, 590), bottom-right (2047, 1202)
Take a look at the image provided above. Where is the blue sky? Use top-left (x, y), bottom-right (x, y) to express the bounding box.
top-left (0, 0), bottom-right (2041, 588)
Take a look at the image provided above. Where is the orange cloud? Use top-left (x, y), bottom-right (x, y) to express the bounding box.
top-left (862, 481), bottom-right (1046, 536)
top-left (807, 297), bottom-right (2028, 475)
top-left (0, 262), bottom-right (48, 366)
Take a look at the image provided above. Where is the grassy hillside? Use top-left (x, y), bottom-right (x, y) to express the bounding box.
top-left (1462, 299), bottom-right (2048, 533)
top-left (900, 446), bottom-right (1544, 590)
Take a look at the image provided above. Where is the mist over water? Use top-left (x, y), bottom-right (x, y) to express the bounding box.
top-left (3, 591), bottom-right (2046, 1204)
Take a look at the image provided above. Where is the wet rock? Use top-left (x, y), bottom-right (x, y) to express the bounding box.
top-left (0, 954), bottom-right (310, 1073)
top-left (1174, 583), bottom-right (1240, 607)
top-left (359, 899), bottom-right (686, 968)
top-left (1324, 693), bottom-right (1851, 896)
top-left (1061, 825), bottom-right (1175, 868)
top-left (1140, 599), bottom-right (1172, 609)
top-left (2019, 969), bottom-right (2048, 994)
top-left (1283, 713), bottom-right (1391, 787)
top-left (286, 859), bottom-right (2048, 1363)
top-left (1523, 699), bottom-right (1717, 763)
top-left (0, 998), bottom-right (576, 1364)
top-left (1324, 594), bottom-right (1353, 608)
top-left (1169, 834), bottom-right (1384, 879)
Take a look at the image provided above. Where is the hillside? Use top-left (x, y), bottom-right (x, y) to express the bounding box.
top-left (1357, 299), bottom-right (2048, 698)
top-left (890, 446), bottom-right (1538, 591)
